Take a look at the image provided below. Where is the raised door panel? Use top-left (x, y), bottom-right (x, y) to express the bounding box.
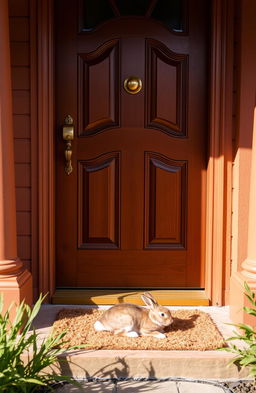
top-left (78, 152), bottom-right (120, 249)
top-left (78, 40), bottom-right (120, 136)
top-left (146, 39), bottom-right (188, 137)
top-left (145, 152), bottom-right (187, 249)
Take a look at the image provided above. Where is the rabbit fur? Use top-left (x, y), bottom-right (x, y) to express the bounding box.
top-left (94, 292), bottom-right (173, 339)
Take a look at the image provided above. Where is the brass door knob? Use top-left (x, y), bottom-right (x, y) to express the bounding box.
top-left (124, 76), bottom-right (142, 94)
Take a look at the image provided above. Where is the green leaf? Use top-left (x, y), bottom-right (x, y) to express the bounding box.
top-left (220, 282), bottom-right (256, 376)
top-left (243, 307), bottom-right (256, 316)
top-left (19, 378), bottom-right (46, 385)
top-left (234, 323), bottom-right (255, 333)
top-left (0, 293), bottom-right (80, 392)
top-left (225, 336), bottom-right (242, 341)
top-left (219, 347), bottom-right (235, 352)
top-left (240, 356), bottom-right (256, 366)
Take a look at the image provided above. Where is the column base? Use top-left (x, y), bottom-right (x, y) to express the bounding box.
top-left (230, 271), bottom-right (256, 325)
top-left (0, 261), bottom-right (32, 314)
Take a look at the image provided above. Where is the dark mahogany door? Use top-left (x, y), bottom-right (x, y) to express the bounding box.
top-left (55, 0), bottom-right (209, 288)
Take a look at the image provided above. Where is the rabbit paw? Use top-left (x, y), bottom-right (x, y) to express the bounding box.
top-left (125, 331), bottom-right (139, 337)
top-left (94, 320), bottom-right (106, 331)
top-left (155, 332), bottom-right (166, 339)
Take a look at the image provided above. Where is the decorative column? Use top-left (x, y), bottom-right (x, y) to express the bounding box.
top-left (232, 105), bottom-right (256, 318)
top-left (230, 107), bottom-right (256, 324)
top-left (0, 0), bottom-right (32, 309)
top-left (241, 107), bottom-right (256, 284)
top-left (229, 0), bottom-right (256, 324)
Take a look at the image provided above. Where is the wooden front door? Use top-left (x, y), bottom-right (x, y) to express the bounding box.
top-left (55, 0), bottom-right (209, 288)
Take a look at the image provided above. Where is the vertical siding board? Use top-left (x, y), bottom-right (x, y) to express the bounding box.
top-left (14, 139), bottom-right (31, 163)
top-left (10, 42), bottom-right (30, 66)
top-left (9, 0), bottom-right (32, 277)
top-left (30, 0), bottom-right (39, 298)
top-left (9, 0), bottom-right (29, 17)
top-left (16, 188), bottom-right (31, 211)
top-left (15, 164), bottom-right (31, 187)
top-left (12, 90), bottom-right (30, 114)
top-left (9, 17), bottom-right (30, 41)
top-left (17, 236), bottom-right (31, 259)
top-left (13, 115), bottom-right (31, 138)
top-left (17, 212), bottom-right (31, 235)
top-left (11, 67), bottom-right (30, 90)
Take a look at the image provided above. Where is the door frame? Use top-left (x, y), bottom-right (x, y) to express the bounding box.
top-left (35, 0), bottom-right (234, 305)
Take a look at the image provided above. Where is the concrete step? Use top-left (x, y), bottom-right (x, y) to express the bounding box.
top-left (31, 305), bottom-right (249, 380)
top-left (52, 348), bottom-right (247, 380)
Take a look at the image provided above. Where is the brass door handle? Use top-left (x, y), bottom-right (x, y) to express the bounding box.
top-left (124, 76), bottom-right (142, 94)
top-left (62, 115), bottom-right (74, 175)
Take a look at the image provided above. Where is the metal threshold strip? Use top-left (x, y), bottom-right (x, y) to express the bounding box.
top-left (52, 289), bottom-right (209, 306)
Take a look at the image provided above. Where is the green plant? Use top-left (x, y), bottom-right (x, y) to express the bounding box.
top-left (0, 294), bottom-right (81, 392)
top-left (221, 282), bottom-right (256, 379)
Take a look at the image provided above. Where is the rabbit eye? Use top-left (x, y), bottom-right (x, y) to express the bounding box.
top-left (160, 312), bottom-right (165, 317)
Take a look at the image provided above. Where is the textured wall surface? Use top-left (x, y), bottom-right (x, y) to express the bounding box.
top-left (9, 0), bottom-right (32, 273)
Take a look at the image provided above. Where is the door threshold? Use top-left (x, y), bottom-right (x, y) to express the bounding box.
top-left (52, 289), bottom-right (209, 306)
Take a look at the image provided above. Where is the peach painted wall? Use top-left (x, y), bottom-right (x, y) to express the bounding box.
top-left (231, 0), bottom-right (256, 277)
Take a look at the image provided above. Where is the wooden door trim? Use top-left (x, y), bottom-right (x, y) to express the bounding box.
top-left (205, 0), bottom-right (234, 305)
top-left (37, 0), bottom-right (55, 300)
top-left (36, 0), bottom-right (233, 304)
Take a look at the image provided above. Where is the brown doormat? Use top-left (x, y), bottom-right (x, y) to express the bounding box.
top-left (52, 309), bottom-right (227, 351)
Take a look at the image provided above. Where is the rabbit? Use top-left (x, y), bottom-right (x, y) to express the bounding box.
top-left (94, 292), bottom-right (173, 339)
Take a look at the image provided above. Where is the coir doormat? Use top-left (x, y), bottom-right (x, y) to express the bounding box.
top-left (52, 309), bottom-right (226, 351)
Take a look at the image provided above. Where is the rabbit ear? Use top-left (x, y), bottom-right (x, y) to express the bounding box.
top-left (141, 292), bottom-right (158, 309)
